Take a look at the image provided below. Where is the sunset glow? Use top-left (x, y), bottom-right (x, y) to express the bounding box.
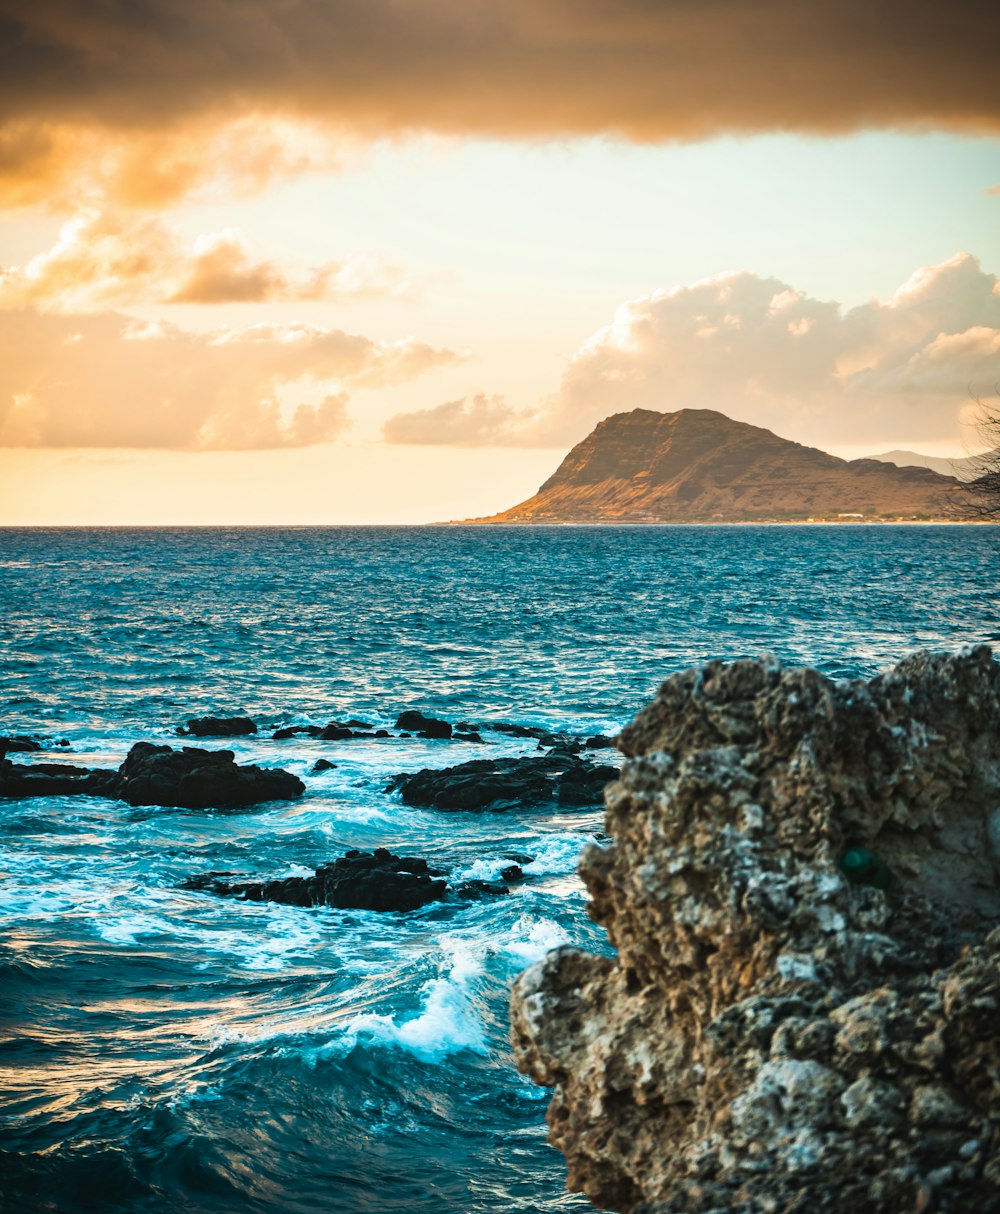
top-left (1, 2), bottom-right (998, 523)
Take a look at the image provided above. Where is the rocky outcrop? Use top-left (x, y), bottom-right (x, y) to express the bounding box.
top-left (0, 735), bottom-right (71, 756)
top-left (183, 848), bottom-right (449, 911)
top-left (108, 742), bottom-right (304, 809)
top-left (0, 735), bottom-right (42, 754)
top-left (183, 846), bottom-right (525, 911)
top-left (178, 715), bottom-right (257, 737)
top-left (510, 647), bottom-right (1000, 1213)
top-left (388, 753), bottom-right (619, 812)
top-left (395, 710), bottom-right (453, 738)
top-left (0, 742), bottom-right (303, 808)
top-left (0, 757), bottom-right (112, 798)
top-left (478, 408), bottom-right (963, 522)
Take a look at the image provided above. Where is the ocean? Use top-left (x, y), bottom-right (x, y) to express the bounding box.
top-left (1, 524), bottom-right (997, 1214)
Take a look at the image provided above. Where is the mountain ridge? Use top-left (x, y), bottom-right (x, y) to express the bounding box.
top-left (869, 448), bottom-right (989, 482)
top-left (471, 408), bottom-right (964, 523)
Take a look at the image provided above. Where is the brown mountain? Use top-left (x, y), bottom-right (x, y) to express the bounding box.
top-left (477, 408), bottom-right (965, 522)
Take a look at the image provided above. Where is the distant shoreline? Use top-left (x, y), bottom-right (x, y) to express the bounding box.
top-left (453, 517), bottom-right (994, 527)
top-left (0, 519), bottom-right (995, 530)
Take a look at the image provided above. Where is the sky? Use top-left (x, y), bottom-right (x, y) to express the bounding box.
top-left (1, 0), bottom-right (999, 524)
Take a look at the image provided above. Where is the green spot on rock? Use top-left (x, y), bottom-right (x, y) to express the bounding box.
top-left (839, 847), bottom-right (893, 890)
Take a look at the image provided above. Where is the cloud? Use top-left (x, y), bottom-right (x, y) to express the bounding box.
top-left (541, 252), bottom-right (1000, 446)
top-left (1, 1), bottom-right (998, 206)
top-left (0, 115), bottom-right (349, 211)
top-left (0, 310), bottom-right (456, 448)
top-left (387, 253), bottom-right (1000, 448)
top-left (383, 393), bottom-right (533, 446)
top-left (0, 210), bottom-right (409, 310)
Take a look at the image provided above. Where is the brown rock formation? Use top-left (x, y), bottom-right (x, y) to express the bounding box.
top-left (510, 647), bottom-right (1000, 1212)
top-left (481, 409), bottom-right (963, 521)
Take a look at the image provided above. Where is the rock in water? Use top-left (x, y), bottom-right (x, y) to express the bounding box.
top-left (179, 716), bottom-right (257, 737)
top-left (394, 710), bottom-right (453, 739)
top-left (109, 742), bottom-right (304, 809)
top-left (0, 757), bottom-right (113, 799)
top-left (182, 848), bottom-right (448, 912)
top-left (510, 647), bottom-right (1000, 1213)
top-left (387, 753), bottom-right (619, 812)
top-left (0, 735), bottom-right (43, 754)
top-left (182, 847), bottom-right (517, 911)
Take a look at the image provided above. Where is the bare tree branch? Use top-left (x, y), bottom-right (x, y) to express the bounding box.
top-left (955, 389), bottom-right (1000, 518)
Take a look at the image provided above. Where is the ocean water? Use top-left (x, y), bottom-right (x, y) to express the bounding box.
top-left (0, 524), bottom-right (996, 1214)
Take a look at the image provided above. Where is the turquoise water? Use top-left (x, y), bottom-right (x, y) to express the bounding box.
top-left (1, 525), bottom-right (996, 1213)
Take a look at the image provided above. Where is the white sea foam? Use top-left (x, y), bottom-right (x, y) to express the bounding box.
top-left (522, 833), bottom-right (594, 876)
top-left (273, 863), bottom-right (315, 879)
top-left (302, 943), bottom-right (488, 1065)
top-left (0, 885), bottom-right (76, 919)
top-left (450, 833), bottom-right (592, 886)
top-left (497, 915), bottom-right (570, 965)
top-left (450, 856), bottom-right (516, 883)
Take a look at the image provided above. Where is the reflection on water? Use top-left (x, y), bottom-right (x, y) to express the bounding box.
top-left (0, 525), bottom-right (996, 1213)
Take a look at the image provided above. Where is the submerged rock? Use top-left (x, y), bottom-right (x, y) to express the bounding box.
top-left (272, 724), bottom-right (322, 740)
top-left (510, 648), bottom-right (1000, 1213)
top-left (178, 715), bottom-right (257, 737)
top-left (387, 753), bottom-right (619, 812)
top-left (108, 742), bottom-right (304, 809)
top-left (182, 847), bottom-right (517, 911)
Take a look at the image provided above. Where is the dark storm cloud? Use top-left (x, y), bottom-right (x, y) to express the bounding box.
top-left (2, 0), bottom-right (998, 142)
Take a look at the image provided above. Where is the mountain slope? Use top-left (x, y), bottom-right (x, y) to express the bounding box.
top-left (870, 448), bottom-right (991, 482)
top-left (478, 409), bottom-right (962, 522)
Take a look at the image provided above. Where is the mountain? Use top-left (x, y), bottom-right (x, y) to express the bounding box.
top-left (870, 448), bottom-right (990, 482)
top-left (476, 408), bottom-right (964, 523)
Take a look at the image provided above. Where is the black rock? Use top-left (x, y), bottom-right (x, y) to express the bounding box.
top-left (345, 719), bottom-right (373, 729)
top-left (182, 847), bottom-right (448, 912)
top-left (543, 742), bottom-right (584, 758)
top-left (179, 716), bottom-right (257, 738)
top-left (319, 723), bottom-right (354, 740)
top-left (386, 754), bottom-right (619, 812)
top-left (454, 878), bottom-right (510, 900)
top-left (107, 742), bottom-right (304, 809)
top-left (485, 722), bottom-right (551, 740)
top-left (0, 735), bottom-right (42, 755)
top-left (312, 758), bottom-right (337, 773)
top-left (0, 756), bottom-right (113, 799)
top-left (273, 725), bottom-right (323, 740)
top-left (453, 732), bottom-right (484, 743)
top-left (500, 864), bottom-right (525, 882)
top-left (374, 729), bottom-right (390, 738)
top-left (584, 734), bottom-right (618, 750)
top-left (395, 711), bottom-right (453, 739)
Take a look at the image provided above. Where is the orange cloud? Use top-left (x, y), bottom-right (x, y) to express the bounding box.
top-left (0, 310), bottom-right (457, 448)
top-left (0, 116), bottom-right (350, 210)
top-left (1, 1), bottom-right (998, 207)
top-left (383, 393), bottom-right (534, 446)
top-left (0, 210), bottom-right (410, 309)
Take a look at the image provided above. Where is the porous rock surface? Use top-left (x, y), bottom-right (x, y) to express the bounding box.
top-left (510, 647), bottom-right (1000, 1213)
